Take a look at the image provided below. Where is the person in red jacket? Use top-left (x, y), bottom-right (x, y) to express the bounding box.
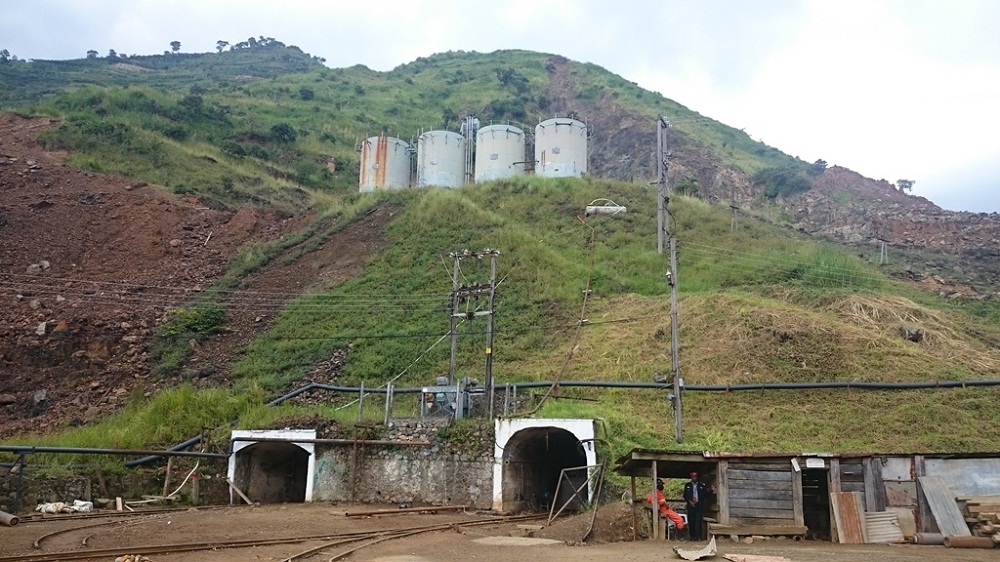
top-left (646, 479), bottom-right (685, 536)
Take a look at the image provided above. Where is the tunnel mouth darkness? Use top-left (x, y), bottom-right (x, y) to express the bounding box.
top-left (502, 426), bottom-right (588, 513)
top-left (233, 442), bottom-right (310, 504)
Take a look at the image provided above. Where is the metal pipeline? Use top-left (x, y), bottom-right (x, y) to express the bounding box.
top-left (124, 434), bottom-right (208, 467)
top-left (0, 510), bottom-right (18, 527)
top-left (230, 437), bottom-right (430, 448)
top-left (0, 445), bottom-right (227, 459)
top-left (267, 378), bottom-right (1000, 398)
top-left (911, 532), bottom-right (945, 544)
top-left (92, 377), bottom-right (1000, 467)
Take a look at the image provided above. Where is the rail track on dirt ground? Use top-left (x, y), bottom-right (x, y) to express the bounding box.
top-left (0, 512), bottom-right (548, 562)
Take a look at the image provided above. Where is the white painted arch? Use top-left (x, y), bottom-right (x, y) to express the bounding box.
top-left (228, 429), bottom-right (316, 503)
top-left (493, 418), bottom-right (596, 512)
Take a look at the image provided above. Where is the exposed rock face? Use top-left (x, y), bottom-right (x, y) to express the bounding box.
top-left (540, 58), bottom-right (998, 289)
top-left (782, 166), bottom-right (1000, 251)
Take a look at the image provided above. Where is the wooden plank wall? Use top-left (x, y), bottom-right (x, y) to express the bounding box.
top-left (727, 460), bottom-right (795, 524)
top-left (839, 459), bottom-right (866, 510)
top-left (863, 458), bottom-right (887, 512)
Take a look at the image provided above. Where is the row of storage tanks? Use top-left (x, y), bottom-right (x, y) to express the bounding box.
top-left (359, 117), bottom-right (587, 192)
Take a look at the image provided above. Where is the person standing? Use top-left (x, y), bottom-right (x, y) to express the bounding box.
top-left (683, 471), bottom-right (713, 541)
top-left (646, 479), bottom-right (686, 538)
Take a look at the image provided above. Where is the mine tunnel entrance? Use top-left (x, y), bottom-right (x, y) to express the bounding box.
top-left (502, 426), bottom-right (588, 513)
top-left (233, 442), bottom-right (310, 504)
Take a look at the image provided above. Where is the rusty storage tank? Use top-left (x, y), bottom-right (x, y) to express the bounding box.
top-left (416, 130), bottom-right (466, 188)
top-left (475, 124), bottom-right (526, 182)
top-left (359, 136), bottom-right (412, 192)
top-left (534, 117), bottom-right (587, 178)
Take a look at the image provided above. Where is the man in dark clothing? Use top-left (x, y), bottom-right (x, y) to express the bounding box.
top-left (683, 471), bottom-right (713, 541)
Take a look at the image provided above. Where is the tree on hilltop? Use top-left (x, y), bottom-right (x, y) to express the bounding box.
top-left (170, 41), bottom-right (181, 53)
top-left (216, 40), bottom-right (229, 53)
top-left (808, 159), bottom-right (827, 176)
top-left (897, 179), bottom-right (915, 193)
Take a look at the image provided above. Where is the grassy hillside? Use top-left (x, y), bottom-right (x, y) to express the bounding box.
top-left (1, 48), bottom-right (810, 212)
top-left (12, 177), bottom-right (1000, 464)
top-left (2, 48), bottom-right (999, 463)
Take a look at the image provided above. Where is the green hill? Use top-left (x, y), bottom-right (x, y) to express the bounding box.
top-left (1, 47), bottom-right (998, 464)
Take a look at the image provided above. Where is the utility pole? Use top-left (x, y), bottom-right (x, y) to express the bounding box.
top-left (447, 249), bottom-right (501, 416)
top-left (657, 116), bottom-right (682, 443)
top-left (657, 118), bottom-right (668, 255)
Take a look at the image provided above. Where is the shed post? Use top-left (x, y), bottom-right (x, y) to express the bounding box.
top-left (829, 457), bottom-right (842, 543)
top-left (717, 459), bottom-right (730, 525)
top-left (863, 457), bottom-right (887, 512)
top-left (829, 458), bottom-right (842, 493)
top-left (630, 476), bottom-right (638, 541)
top-left (791, 458), bottom-right (804, 526)
top-left (651, 460), bottom-right (660, 539)
top-left (914, 455), bottom-right (930, 532)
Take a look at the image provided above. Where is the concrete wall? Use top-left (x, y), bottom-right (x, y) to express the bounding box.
top-left (311, 419), bottom-right (494, 508)
top-left (312, 450), bottom-right (493, 507)
top-left (926, 457), bottom-right (1000, 497)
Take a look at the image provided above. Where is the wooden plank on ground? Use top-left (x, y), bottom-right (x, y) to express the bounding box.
top-left (958, 495), bottom-right (1000, 504)
top-left (968, 504), bottom-right (1000, 515)
top-left (831, 491), bottom-right (866, 544)
top-left (708, 523), bottom-right (807, 536)
top-left (917, 475), bottom-right (971, 537)
top-left (226, 478), bottom-right (253, 505)
top-left (729, 516), bottom-right (797, 526)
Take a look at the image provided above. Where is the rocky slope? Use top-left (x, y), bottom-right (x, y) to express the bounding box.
top-left (0, 114), bottom-right (393, 438)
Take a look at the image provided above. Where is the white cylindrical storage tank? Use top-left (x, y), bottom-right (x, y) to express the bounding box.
top-left (417, 130), bottom-right (466, 188)
top-left (475, 124), bottom-right (526, 182)
top-left (359, 136), bottom-right (412, 192)
top-left (534, 118), bottom-right (587, 178)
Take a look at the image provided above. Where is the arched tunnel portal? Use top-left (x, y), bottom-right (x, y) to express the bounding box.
top-left (501, 426), bottom-right (589, 513)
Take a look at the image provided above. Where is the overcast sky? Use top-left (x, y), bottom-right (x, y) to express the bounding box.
top-left (3, 0), bottom-right (998, 213)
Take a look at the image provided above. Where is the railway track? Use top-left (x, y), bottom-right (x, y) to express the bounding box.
top-left (0, 512), bottom-right (548, 562)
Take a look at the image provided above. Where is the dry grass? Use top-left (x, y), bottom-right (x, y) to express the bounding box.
top-left (505, 290), bottom-right (1000, 388)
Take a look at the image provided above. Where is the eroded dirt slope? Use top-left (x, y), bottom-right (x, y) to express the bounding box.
top-left (0, 114), bottom-right (392, 439)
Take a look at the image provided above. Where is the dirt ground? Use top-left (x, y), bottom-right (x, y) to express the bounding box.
top-left (1, 503), bottom-right (996, 562)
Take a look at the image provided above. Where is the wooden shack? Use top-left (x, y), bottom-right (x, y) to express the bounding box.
top-left (614, 448), bottom-right (1000, 542)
